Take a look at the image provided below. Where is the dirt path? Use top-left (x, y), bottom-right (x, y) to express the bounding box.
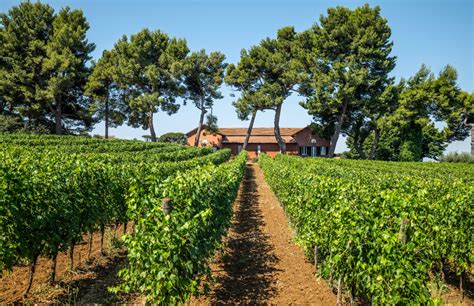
top-left (193, 163), bottom-right (336, 305)
top-left (2, 162), bottom-right (471, 304)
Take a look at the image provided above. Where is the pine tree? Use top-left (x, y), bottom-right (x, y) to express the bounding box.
top-left (112, 29), bottom-right (189, 142)
top-left (85, 50), bottom-right (127, 139)
top-left (0, 2), bottom-right (54, 129)
top-left (182, 50), bottom-right (226, 146)
top-left (300, 5), bottom-right (396, 157)
top-left (0, 2), bottom-right (95, 134)
top-left (41, 7), bottom-right (95, 134)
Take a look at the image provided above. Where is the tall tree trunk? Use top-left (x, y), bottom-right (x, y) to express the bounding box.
top-left (148, 111), bottom-right (156, 142)
top-left (354, 138), bottom-right (366, 159)
top-left (274, 103), bottom-right (286, 153)
top-left (369, 127), bottom-right (380, 160)
top-left (105, 87), bottom-right (109, 139)
top-left (194, 104), bottom-right (207, 147)
top-left (55, 94), bottom-right (62, 135)
top-left (243, 111), bottom-right (257, 150)
top-left (328, 100), bottom-right (348, 158)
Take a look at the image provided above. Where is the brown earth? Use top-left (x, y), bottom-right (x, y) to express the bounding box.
top-left (438, 270), bottom-right (474, 305)
top-left (0, 224), bottom-right (140, 304)
top-left (1, 162), bottom-right (472, 304)
top-left (192, 163), bottom-right (337, 305)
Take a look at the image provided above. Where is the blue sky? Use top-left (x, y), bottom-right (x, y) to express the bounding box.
top-left (2, 0), bottom-right (473, 153)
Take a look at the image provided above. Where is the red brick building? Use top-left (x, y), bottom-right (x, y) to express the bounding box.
top-left (186, 127), bottom-right (330, 158)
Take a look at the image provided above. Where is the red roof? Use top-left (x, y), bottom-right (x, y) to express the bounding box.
top-left (223, 135), bottom-right (296, 144)
top-left (186, 127), bottom-right (308, 144)
top-left (217, 127), bottom-right (304, 136)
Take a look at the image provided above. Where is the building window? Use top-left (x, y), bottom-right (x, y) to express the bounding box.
top-left (257, 145), bottom-right (261, 155)
top-left (320, 146), bottom-right (327, 156)
top-left (237, 145), bottom-right (242, 153)
top-left (300, 146), bottom-right (318, 157)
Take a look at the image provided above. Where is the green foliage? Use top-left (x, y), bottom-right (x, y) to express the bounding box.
top-left (159, 132), bottom-right (187, 145)
top-left (183, 50), bottom-right (226, 106)
top-left (0, 1), bottom-right (55, 127)
top-left (85, 50), bottom-right (128, 138)
top-left (113, 151), bottom-right (247, 303)
top-left (399, 139), bottom-right (422, 162)
top-left (1, 1), bottom-right (470, 156)
top-left (204, 114), bottom-right (219, 134)
top-left (0, 2), bottom-right (95, 134)
top-left (300, 4), bottom-right (396, 157)
top-left (359, 65), bottom-right (470, 161)
top-left (182, 50), bottom-right (226, 145)
top-left (0, 113), bottom-right (23, 132)
top-left (439, 151), bottom-right (474, 163)
top-left (225, 50), bottom-right (283, 148)
top-left (259, 154), bottom-right (473, 303)
top-left (0, 133), bottom-right (231, 275)
top-left (42, 6), bottom-right (95, 134)
top-left (111, 29), bottom-right (189, 141)
top-left (227, 26), bottom-right (304, 152)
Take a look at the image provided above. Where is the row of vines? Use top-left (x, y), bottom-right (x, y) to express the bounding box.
top-left (0, 133), bottom-right (236, 298)
top-left (259, 154), bottom-right (473, 304)
top-left (113, 151), bottom-right (248, 303)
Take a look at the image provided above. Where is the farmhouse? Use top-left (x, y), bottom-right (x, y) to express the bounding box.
top-left (186, 126), bottom-right (330, 158)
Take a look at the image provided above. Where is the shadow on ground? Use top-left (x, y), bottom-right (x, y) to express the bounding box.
top-left (209, 164), bottom-right (281, 303)
top-left (444, 266), bottom-right (474, 302)
top-left (54, 253), bottom-right (130, 304)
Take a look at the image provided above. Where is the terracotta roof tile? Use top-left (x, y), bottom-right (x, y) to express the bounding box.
top-left (217, 127), bottom-right (304, 136)
top-left (186, 127), bottom-right (309, 144)
top-left (223, 135), bottom-right (296, 144)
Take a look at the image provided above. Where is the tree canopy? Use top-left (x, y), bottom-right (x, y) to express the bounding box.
top-left (226, 26), bottom-right (304, 152)
top-left (85, 50), bottom-right (128, 139)
top-left (111, 29), bottom-right (189, 142)
top-left (0, 1), bottom-right (471, 159)
top-left (158, 132), bottom-right (187, 144)
top-left (348, 65), bottom-right (473, 161)
top-left (182, 49), bottom-right (226, 146)
top-left (299, 4), bottom-right (396, 157)
top-left (225, 53), bottom-right (280, 150)
top-left (0, 2), bottom-right (95, 134)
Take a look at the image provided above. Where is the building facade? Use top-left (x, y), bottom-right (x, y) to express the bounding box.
top-left (186, 127), bottom-right (330, 158)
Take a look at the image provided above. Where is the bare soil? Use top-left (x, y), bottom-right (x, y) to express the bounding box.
top-left (438, 269), bottom-right (474, 305)
top-left (1, 162), bottom-right (471, 304)
top-left (0, 224), bottom-right (140, 304)
top-left (192, 162), bottom-right (337, 305)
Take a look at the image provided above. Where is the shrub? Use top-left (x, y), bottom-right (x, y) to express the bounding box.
top-left (439, 151), bottom-right (474, 163)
